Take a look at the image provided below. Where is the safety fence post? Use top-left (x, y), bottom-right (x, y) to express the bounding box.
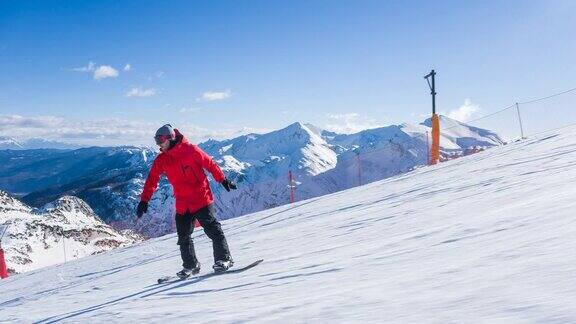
top-left (516, 102), bottom-right (525, 139)
top-left (288, 170), bottom-right (296, 203)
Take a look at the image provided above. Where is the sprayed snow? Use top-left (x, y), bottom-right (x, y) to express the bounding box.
top-left (0, 125), bottom-right (574, 322)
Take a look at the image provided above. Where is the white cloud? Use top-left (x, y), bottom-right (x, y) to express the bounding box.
top-left (94, 65), bottom-right (119, 80)
top-left (179, 107), bottom-right (203, 113)
top-left (0, 114), bottom-right (123, 137)
top-left (445, 99), bottom-right (480, 122)
top-left (0, 114), bottom-right (65, 129)
top-left (327, 113), bottom-right (359, 120)
top-left (410, 112), bottom-right (430, 119)
top-left (125, 87), bottom-right (157, 97)
top-left (147, 71), bottom-right (165, 81)
top-left (0, 114), bottom-right (269, 147)
top-left (191, 125), bottom-right (272, 141)
top-left (198, 90), bottom-right (232, 102)
top-left (73, 61), bottom-right (95, 72)
top-left (123, 64), bottom-right (131, 71)
top-left (0, 114), bottom-right (160, 146)
top-left (323, 113), bottom-right (384, 134)
top-left (72, 62), bottom-right (120, 80)
top-left (281, 110), bottom-right (300, 119)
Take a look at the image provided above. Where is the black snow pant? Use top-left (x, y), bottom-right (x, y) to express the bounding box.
top-left (175, 204), bottom-right (231, 269)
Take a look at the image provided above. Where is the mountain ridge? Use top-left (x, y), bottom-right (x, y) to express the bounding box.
top-left (0, 117), bottom-right (504, 237)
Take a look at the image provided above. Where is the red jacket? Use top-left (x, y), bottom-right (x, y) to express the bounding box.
top-left (140, 129), bottom-right (225, 215)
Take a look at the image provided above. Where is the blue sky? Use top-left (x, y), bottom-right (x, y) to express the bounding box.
top-left (1, 0), bottom-right (575, 145)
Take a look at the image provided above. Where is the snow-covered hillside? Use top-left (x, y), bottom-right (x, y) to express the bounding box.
top-left (0, 125), bottom-right (574, 322)
top-left (0, 191), bottom-right (142, 274)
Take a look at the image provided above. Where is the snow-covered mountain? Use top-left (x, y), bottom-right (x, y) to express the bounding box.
top-left (0, 125), bottom-right (573, 322)
top-left (202, 116), bottom-right (505, 220)
top-left (202, 121), bottom-right (338, 179)
top-left (421, 116), bottom-right (504, 158)
top-left (0, 117), bottom-right (504, 237)
top-left (0, 191), bottom-right (142, 274)
top-left (0, 136), bottom-right (81, 150)
top-left (0, 136), bottom-right (23, 150)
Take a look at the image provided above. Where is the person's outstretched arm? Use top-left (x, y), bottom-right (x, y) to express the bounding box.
top-left (137, 158), bottom-right (164, 218)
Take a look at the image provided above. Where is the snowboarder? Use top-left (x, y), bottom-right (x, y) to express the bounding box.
top-left (136, 124), bottom-right (237, 278)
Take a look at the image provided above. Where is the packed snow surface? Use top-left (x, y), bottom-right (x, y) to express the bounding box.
top-left (1, 126), bottom-right (575, 322)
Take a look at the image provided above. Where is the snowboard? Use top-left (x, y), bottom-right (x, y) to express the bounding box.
top-left (157, 259), bottom-right (263, 284)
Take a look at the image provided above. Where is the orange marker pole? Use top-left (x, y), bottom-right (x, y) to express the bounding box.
top-left (424, 70), bottom-right (440, 164)
top-left (430, 113), bottom-right (440, 165)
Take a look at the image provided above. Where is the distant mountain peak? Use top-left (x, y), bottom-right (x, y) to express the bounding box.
top-left (43, 195), bottom-right (94, 214)
top-left (0, 136), bottom-right (24, 150)
top-left (420, 114), bottom-right (463, 128)
top-left (0, 136), bottom-right (81, 150)
top-left (418, 115), bottom-right (504, 146)
top-left (303, 123), bottom-right (336, 139)
top-left (0, 190), bottom-right (31, 213)
top-left (280, 121), bottom-right (314, 136)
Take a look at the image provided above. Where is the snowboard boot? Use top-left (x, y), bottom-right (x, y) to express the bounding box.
top-left (213, 257), bottom-right (234, 273)
top-left (176, 262), bottom-right (201, 279)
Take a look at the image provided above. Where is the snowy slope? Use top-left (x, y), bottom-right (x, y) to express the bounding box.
top-left (0, 125), bottom-right (574, 322)
top-left (0, 192), bottom-right (142, 274)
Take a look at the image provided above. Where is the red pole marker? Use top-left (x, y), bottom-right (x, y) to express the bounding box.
top-left (357, 152), bottom-right (362, 186)
top-left (288, 171), bottom-right (295, 204)
top-left (0, 248), bottom-right (8, 279)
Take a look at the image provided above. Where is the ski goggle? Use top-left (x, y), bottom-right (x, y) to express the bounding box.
top-left (154, 135), bottom-right (171, 145)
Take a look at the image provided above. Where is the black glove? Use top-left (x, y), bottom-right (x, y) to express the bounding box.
top-left (136, 201), bottom-right (148, 218)
top-left (221, 178), bottom-right (237, 192)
